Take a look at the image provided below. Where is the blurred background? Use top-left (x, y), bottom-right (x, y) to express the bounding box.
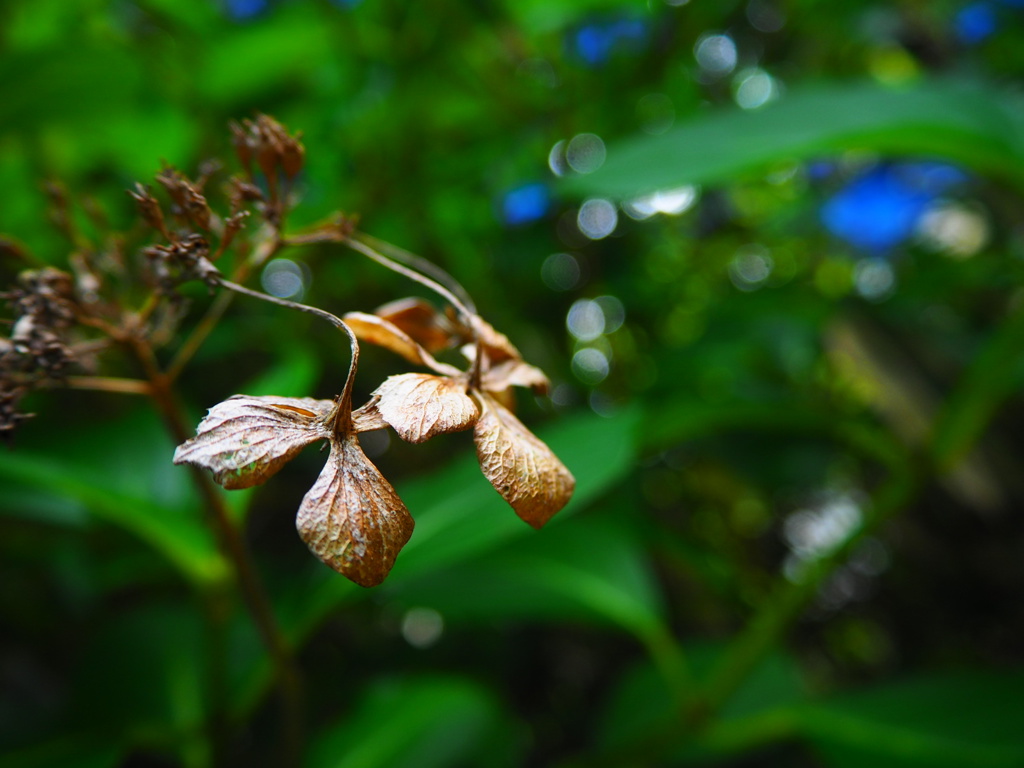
top-left (3, 0), bottom-right (1024, 766)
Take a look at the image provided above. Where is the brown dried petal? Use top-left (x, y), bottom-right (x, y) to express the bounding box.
top-left (471, 315), bottom-right (524, 365)
top-left (482, 359), bottom-right (551, 396)
top-left (373, 373), bottom-right (478, 443)
top-left (344, 312), bottom-right (461, 376)
top-left (375, 297), bottom-right (454, 353)
top-left (473, 394), bottom-right (575, 529)
top-left (351, 396), bottom-right (389, 432)
top-left (295, 433), bottom-right (414, 587)
top-left (173, 395), bottom-right (335, 489)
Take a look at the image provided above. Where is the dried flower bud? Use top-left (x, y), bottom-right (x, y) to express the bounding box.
top-left (145, 235), bottom-right (221, 292)
top-left (155, 167), bottom-right (212, 230)
top-left (228, 177), bottom-right (264, 215)
top-left (280, 133), bottom-right (305, 179)
top-left (128, 183), bottom-right (167, 236)
top-left (3, 268), bottom-right (77, 329)
top-left (220, 210), bottom-right (251, 253)
top-left (155, 165), bottom-right (189, 210)
top-left (236, 114), bottom-right (305, 183)
top-left (253, 117), bottom-right (280, 182)
top-left (195, 159), bottom-right (223, 191)
top-left (230, 121), bottom-right (255, 176)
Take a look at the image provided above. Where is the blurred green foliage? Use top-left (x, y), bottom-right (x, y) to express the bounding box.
top-left (3, 0), bottom-right (1024, 766)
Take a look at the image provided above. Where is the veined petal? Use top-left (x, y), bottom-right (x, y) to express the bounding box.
top-left (351, 396), bottom-right (389, 432)
top-left (373, 372), bottom-right (479, 443)
top-left (374, 297), bottom-right (454, 353)
top-left (295, 433), bottom-right (414, 587)
top-left (473, 393), bottom-right (575, 529)
top-left (470, 315), bottom-right (524, 365)
top-left (173, 395), bottom-right (334, 489)
top-left (344, 311), bottom-right (461, 376)
top-left (482, 359), bottom-right (551, 396)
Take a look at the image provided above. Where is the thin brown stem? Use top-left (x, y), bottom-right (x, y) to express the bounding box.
top-left (350, 231), bottom-right (477, 315)
top-left (167, 227), bottom-right (281, 381)
top-left (124, 332), bottom-right (303, 766)
top-left (215, 278), bottom-right (360, 411)
top-left (337, 234), bottom-right (488, 386)
top-left (166, 290), bottom-right (235, 382)
top-left (342, 235), bottom-right (476, 323)
top-left (66, 375), bottom-right (151, 396)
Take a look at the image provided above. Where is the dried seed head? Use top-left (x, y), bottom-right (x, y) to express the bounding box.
top-left (3, 268), bottom-right (77, 329)
top-left (145, 234), bottom-right (220, 292)
top-left (155, 166), bottom-right (212, 231)
top-left (128, 183), bottom-right (167, 235)
top-left (230, 120), bottom-right (255, 175)
top-left (228, 177), bottom-right (265, 215)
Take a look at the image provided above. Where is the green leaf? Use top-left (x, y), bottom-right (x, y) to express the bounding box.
top-left (804, 669), bottom-right (1024, 768)
top-left (70, 601), bottom-right (211, 763)
top-left (597, 645), bottom-right (806, 756)
top-left (387, 509), bottom-right (666, 640)
top-left (563, 79), bottom-right (1024, 200)
top-left (0, 452), bottom-right (226, 586)
top-left (0, 404), bottom-right (227, 587)
top-left (504, 0), bottom-right (653, 34)
top-left (305, 676), bottom-right (512, 768)
top-left (197, 6), bottom-right (333, 106)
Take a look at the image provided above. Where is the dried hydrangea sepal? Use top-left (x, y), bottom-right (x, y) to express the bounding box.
top-left (473, 394), bottom-right (575, 529)
top-left (172, 395), bottom-right (335, 489)
top-left (372, 372), bottom-right (478, 443)
top-left (295, 432), bottom-right (414, 587)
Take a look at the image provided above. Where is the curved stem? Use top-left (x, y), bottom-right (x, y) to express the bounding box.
top-left (341, 236), bottom-right (477, 325)
top-left (350, 231), bottom-right (477, 315)
top-left (167, 225), bottom-right (282, 382)
top-left (216, 278), bottom-right (360, 413)
top-left (124, 332), bottom-right (304, 766)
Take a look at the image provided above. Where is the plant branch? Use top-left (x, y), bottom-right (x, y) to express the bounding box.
top-left (216, 278), bottom-right (360, 411)
top-left (124, 332), bottom-right (303, 766)
top-left (65, 375), bottom-right (151, 395)
top-left (167, 226), bottom-right (281, 382)
top-left (350, 230), bottom-right (477, 315)
top-left (342, 235), bottom-right (477, 324)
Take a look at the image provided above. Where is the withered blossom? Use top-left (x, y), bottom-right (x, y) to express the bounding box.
top-left (173, 318), bottom-right (414, 587)
top-left (346, 302), bottom-right (575, 529)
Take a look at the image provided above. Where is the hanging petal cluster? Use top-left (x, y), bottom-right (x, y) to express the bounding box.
top-left (174, 297), bottom-right (573, 587)
top-left (174, 392), bottom-right (414, 587)
top-left (347, 299), bottom-right (575, 529)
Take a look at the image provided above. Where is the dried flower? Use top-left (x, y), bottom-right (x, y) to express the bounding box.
top-left (174, 392), bottom-right (414, 587)
top-left (174, 312), bottom-right (414, 587)
top-left (346, 303), bottom-right (574, 529)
